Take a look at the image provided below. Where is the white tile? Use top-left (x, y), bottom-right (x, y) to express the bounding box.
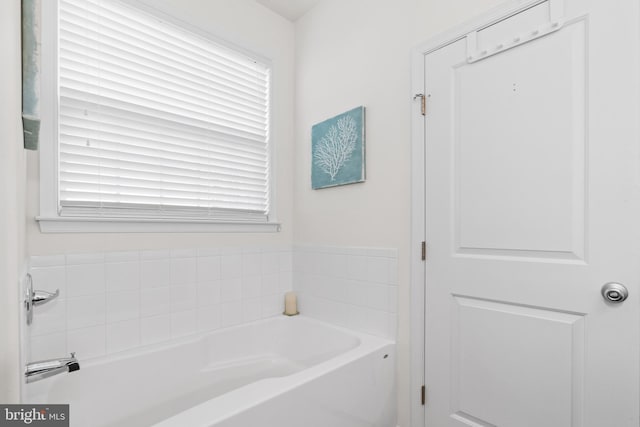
top-left (347, 255), bottom-right (367, 281)
top-left (315, 253), bottom-right (331, 274)
top-left (327, 253), bottom-right (348, 278)
top-left (220, 302), bottom-right (243, 328)
top-left (327, 278), bottom-right (349, 302)
top-left (279, 272), bottom-right (293, 293)
top-left (347, 247), bottom-right (368, 256)
top-left (387, 286), bottom-right (398, 314)
top-left (367, 257), bottom-right (390, 284)
top-left (386, 313), bottom-right (398, 340)
top-left (345, 280), bottom-right (367, 306)
top-left (331, 301), bottom-right (350, 328)
top-left (308, 277), bottom-right (323, 298)
top-left (197, 282), bottom-right (221, 307)
top-left (242, 298), bottom-right (262, 322)
top-left (30, 255), bottom-right (66, 268)
top-left (171, 310), bottom-right (197, 338)
top-left (315, 277), bottom-right (332, 300)
top-left (66, 253), bottom-right (104, 265)
top-left (295, 273), bottom-right (313, 295)
top-left (348, 305), bottom-right (369, 333)
top-left (197, 256), bottom-right (221, 283)
top-left (242, 246), bottom-right (262, 254)
top-left (140, 315), bottom-right (171, 345)
top-left (170, 285), bottom-right (197, 312)
top-left (261, 274), bottom-right (279, 296)
top-left (106, 319), bottom-right (140, 354)
top-left (220, 254), bottom-right (242, 279)
top-left (31, 298), bottom-right (66, 336)
top-left (170, 257), bottom-right (197, 285)
top-left (105, 262), bottom-right (139, 293)
top-left (29, 266), bottom-right (66, 296)
top-left (292, 251), bottom-right (307, 273)
top-left (141, 250), bottom-right (171, 260)
top-left (67, 325), bottom-right (106, 360)
top-left (366, 309), bottom-right (390, 338)
top-left (66, 263), bottom-right (105, 297)
top-left (388, 258), bottom-right (398, 285)
top-left (140, 288), bottom-right (170, 318)
top-left (171, 248), bottom-right (197, 258)
top-left (261, 252), bottom-right (279, 275)
top-left (220, 247), bottom-right (242, 255)
top-left (367, 284), bottom-right (390, 311)
top-left (298, 295), bottom-right (319, 317)
top-left (242, 253), bottom-right (262, 277)
top-left (261, 294), bottom-right (282, 318)
top-left (308, 253), bottom-right (322, 275)
top-left (104, 251), bottom-right (139, 263)
top-left (140, 260), bottom-right (171, 289)
top-left (197, 306), bottom-right (221, 332)
top-left (279, 252), bottom-right (293, 272)
top-left (31, 332), bottom-right (67, 361)
top-left (67, 295), bottom-right (105, 330)
top-left (197, 247), bottom-right (221, 257)
top-left (241, 276), bottom-right (262, 299)
top-left (220, 278), bottom-right (242, 302)
top-left (106, 291), bottom-right (140, 323)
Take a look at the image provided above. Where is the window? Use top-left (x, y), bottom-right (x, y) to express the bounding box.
top-left (38, 0), bottom-right (277, 232)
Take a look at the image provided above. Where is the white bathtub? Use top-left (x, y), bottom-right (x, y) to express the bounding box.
top-left (25, 316), bottom-right (396, 427)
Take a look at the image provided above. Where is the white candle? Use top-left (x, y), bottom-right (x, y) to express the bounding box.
top-left (284, 291), bottom-right (298, 315)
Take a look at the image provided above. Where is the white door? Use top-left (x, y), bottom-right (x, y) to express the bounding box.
top-left (424, 1), bottom-right (640, 426)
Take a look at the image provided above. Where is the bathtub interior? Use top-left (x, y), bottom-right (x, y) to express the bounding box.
top-left (24, 316), bottom-right (386, 427)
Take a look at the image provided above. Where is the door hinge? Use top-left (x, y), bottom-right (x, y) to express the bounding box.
top-left (413, 93), bottom-right (426, 116)
top-left (421, 385), bottom-right (426, 405)
top-left (421, 241), bottom-right (426, 261)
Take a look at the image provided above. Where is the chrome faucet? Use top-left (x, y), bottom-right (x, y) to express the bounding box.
top-left (25, 352), bottom-right (80, 383)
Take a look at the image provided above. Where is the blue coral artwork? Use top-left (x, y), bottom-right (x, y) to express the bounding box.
top-left (311, 106), bottom-right (365, 189)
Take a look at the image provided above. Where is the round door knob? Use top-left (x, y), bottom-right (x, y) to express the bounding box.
top-left (601, 282), bottom-right (629, 303)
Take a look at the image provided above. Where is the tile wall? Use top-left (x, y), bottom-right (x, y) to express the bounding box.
top-left (27, 246), bottom-right (293, 361)
top-left (25, 244), bottom-right (398, 362)
top-left (293, 245), bottom-right (398, 340)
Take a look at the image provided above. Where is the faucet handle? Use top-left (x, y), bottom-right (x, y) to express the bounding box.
top-left (32, 289), bottom-right (60, 306)
top-left (25, 273), bottom-right (61, 326)
top-left (70, 352), bottom-right (76, 358)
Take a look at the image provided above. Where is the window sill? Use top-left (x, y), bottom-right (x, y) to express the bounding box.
top-left (36, 217), bottom-right (282, 233)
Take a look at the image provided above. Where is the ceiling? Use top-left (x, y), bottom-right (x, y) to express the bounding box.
top-left (255, 0), bottom-right (323, 21)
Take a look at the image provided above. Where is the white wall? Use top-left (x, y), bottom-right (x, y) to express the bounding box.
top-left (26, 0), bottom-right (296, 255)
top-left (0, 0), bottom-right (27, 402)
top-left (293, 0), bottom-right (503, 425)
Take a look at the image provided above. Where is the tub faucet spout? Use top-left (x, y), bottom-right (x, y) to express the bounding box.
top-left (25, 352), bottom-right (80, 383)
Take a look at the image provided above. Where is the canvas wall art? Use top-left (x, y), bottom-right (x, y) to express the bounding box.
top-left (311, 106), bottom-right (365, 189)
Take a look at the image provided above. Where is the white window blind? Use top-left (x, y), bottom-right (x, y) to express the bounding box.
top-left (57, 0), bottom-right (271, 222)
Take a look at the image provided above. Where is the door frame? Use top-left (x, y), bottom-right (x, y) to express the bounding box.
top-left (409, 1), bottom-right (562, 425)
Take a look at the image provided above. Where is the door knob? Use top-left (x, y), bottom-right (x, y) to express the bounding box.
top-left (601, 282), bottom-right (628, 303)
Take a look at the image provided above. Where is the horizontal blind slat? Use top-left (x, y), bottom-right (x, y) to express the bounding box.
top-left (58, 0), bottom-right (271, 218)
top-left (60, 89), bottom-right (266, 143)
top-left (62, 0), bottom-right (268, 78)
top-left (60, 54), bottom-right (268, 123)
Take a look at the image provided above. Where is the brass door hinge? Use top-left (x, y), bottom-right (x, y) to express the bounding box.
top-left (421, 385), bottom-right (426, 405)
top-left (421, 241), bottom-right (426, 261)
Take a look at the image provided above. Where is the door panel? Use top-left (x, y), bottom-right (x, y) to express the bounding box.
top-left (456, 19), bottom-right (586, 258)
top-left (451, 297), bottom-right (584, 427)
top-left (424, 1), bottom-right (640, 426)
